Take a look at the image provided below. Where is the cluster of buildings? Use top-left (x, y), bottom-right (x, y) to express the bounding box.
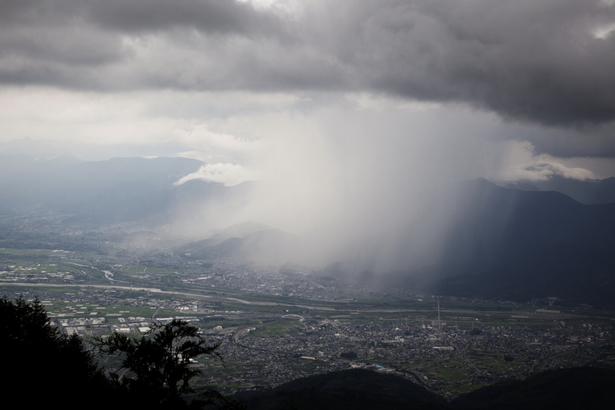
top-left (198, 314), bottom-right (614, 395)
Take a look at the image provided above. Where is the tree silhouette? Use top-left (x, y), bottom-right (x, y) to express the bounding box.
top-left (95, 319), bottom-right (239, 409)
top-left (1, 296), bottom-right (114, 409)
top-left (2, 297), bottom-right (243, 409)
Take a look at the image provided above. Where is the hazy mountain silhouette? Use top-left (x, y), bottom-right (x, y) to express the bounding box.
top-left (418, 179), bottom-right (615, 304)
top-left (0, 155), bottom-right (247, 226)
top-left (179, 221), bottom-right (271, 249)
top-left (176, 224), bottom-right (298, 263)
top-left (3, 154), bottom-right (615, 304)
top-left (332, 179), bottom-right (615, 305)
top-left (499, 175), bottom-right (615, 205)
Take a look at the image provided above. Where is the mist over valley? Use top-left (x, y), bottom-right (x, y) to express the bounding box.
top-left (3, 1), bottom-right (615, 408)
top-left (2, 153), bottom-right (615, 307)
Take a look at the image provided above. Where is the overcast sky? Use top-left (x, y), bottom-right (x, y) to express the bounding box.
top-left (2, 0), bottom-right (615, 235)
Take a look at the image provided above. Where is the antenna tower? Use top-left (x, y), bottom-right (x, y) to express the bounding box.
top-left (437, 296), bottom-right (441, 333)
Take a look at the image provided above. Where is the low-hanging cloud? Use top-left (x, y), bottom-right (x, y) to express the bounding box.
top-left (501, 161), bottom-right (597, 183)
top-left (174, 162), bottom-right (256, 186)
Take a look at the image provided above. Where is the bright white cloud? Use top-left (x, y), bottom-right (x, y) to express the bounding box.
top-left (174, 163), bottom-right (257, 186)
top-left (496, 141), bottom-right (597, 182)
top-left (502, 162), bottom-right (597, 182)
top-left (593, 22), bottom-right (615, 39)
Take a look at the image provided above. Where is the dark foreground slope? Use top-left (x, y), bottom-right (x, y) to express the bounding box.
top-left (450, 366), bottom-right (615, 410)
top-left (233, 367), bottom-right (615, 410)
top-left (233, 368), bottom-right (449, 410)
top-left (236, 367), bottom-right (615, 410)
top-left (1, 297), bottom-right (119, 410)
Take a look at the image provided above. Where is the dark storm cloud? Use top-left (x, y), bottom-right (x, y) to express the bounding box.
top-left (516, 122), bottom-right (615, 159)
top-left (0, 0), bottom-right (286, 64)
top-left (87, 0), bottom-right (283, 35)
top-left (320, 0), bottom-right (615, 128)
top-left (0, 0), bottom-right (280, 35)
top-left (0, 0), bottom-right (292, 90)
top-left (2, 0), bottom-right (615, 133)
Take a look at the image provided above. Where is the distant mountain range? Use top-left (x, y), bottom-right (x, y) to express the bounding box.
top-left (174, 222), bottom-right (299, 263)
top-left (429, 179), bottom-right (615, 305)
top-left (328, 178), bottom-right (615, 305)
top-left (0, 154), bottom-right (250, 227)
top-left (2, 154), bottom-right (615, 304)
top-left (499, 175), bottom-right (615, 205)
